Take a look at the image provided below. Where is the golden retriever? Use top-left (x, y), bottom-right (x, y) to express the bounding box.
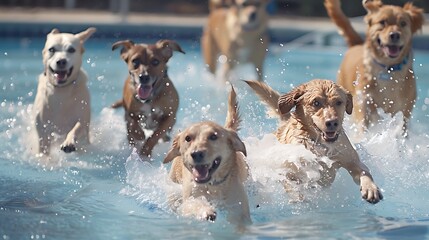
top-left (202, 0), bottom-right (270, 81)
top-left (324, 0), bottom-right (424, 134)
top-left (245, 79), bottom-right (383, 203)
top-left (163, 87), bottom-right (251, 225)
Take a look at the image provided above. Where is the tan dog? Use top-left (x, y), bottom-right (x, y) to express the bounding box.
top-left (325, 0), bottom-right (424, 134)
top-left (163, 87), bottom-right (251, 225)
top-left (202, 0), bottom-right (270, 81)
top-left (111, 40), bottom-right (184, 160)
top-left (33, 27), bottom-right (96, 155)
top-left (245, 79), bottom-right (383, 203)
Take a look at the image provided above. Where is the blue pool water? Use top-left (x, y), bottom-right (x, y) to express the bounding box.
top-left (1, 35), bottom-right (429, 239)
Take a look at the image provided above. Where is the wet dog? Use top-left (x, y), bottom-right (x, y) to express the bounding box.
top-left (33, 27), bottom-right (96, 155)
top-left (111, 40), bottom-right (184, 160)
top-left (202, 0), bottom-right (270, 81)
top-left (325, 0), bottom-right (424, 134)
top-left (246, 79), bottom-right (383, 203)
top-left (163, 87), bottom-right (251, 225)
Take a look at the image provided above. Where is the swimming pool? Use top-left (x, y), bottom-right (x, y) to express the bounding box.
top-left (1, 34), bottom-right (429, 239)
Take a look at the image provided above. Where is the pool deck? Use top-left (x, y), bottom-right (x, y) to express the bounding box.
top-left (0, 8), bottom-right (428, 49)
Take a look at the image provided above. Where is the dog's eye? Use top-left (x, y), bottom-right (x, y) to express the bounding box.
top-left (48, 47), bottom-right (56, 53)
top-left (379, 20), bottom-right (386, 26)
top-left (313, 100), bottom-right (321, 107)
top-left (67, 47), bottom-right (75, 53)
top-left (185, 135), bottom-right (192, 142)
top-left (132, 59), bottom-right (140, 69)
top-left (209, 133), bottom-right (218, 141)
top-left (151, 59), bottom-right (160, 66)
top-left (400, 21), bottom-right (407, 27)
top-left (336, 100), bottom-right (343, 106)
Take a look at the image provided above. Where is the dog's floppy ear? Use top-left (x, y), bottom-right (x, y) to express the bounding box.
top-left (163, 133), bottom-right (181, 164)
top-left (278, 84), bottom-right (306, 114)
top-left (156, 40), bottom-right (185, 61)
top-left (227, 130), bottom-right (247, 157)
top-left (345, 91), bottom-right (353, 115)
top-left (337, 85), bottom-right (353, 115)
top-left (404, 3), bottom-right (424, 34)
top-left (362, 0), bottom-right (382, 13)
top-left (75, 27), bottom-right (96, 43)
top-left (112, 40), bottom-right (135, 62)
top-left (363, 0), bottom-right (383, 26)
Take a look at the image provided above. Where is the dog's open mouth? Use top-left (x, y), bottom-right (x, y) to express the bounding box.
top-left (49, 66), bottom-right (73, 85)
top-left (382, 45), bottom-right (403, 58)
top-left (322, 131), bottom-right (339, 142)
top-left (137, 84), bottom-right (153, 100)
top-left (191, 157), bottom-right (222, 184)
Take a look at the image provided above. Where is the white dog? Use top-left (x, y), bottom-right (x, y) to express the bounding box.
top-left (33, 27), bottom-right (96, 155)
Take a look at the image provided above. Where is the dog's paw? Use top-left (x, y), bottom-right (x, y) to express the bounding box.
top-left (60, 142), bottom-right (76, 153)
top-left (360, 182), bottom-right (383, 204)
top-left (202, 210), bottom-right (217, 222)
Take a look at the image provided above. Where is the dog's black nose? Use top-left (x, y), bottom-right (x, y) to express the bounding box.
top-left (191, 151), bottom-right (205, 162)
top-left (389, 32), bottom-right (400, 42)
top-left (325, 119), bottom-right (339, 130)
top-left (56, 59), bottom-right (67, 68)
top-left (139, 74), bottom-right (150, 84)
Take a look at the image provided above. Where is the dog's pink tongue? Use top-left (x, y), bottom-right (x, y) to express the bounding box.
top-left (384, 45), bottom-right (400, 58)
top-left (138, 85), bottom-right (152, 100)
top-left (54, 71), bottom-right (67, 82)
top-left (192, 165), bottom-right (209, 182)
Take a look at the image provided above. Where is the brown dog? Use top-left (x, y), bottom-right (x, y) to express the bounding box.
top-left (163, 87), bottom-right (251, 225)
top-left (202, 0), bottom-right (270, 81)
top-left (246, 79), bottom-right (383, 203)
top-left (112, 39), bottom-right (185, 160)
top-left (325, 0), bottom-right (424, 134)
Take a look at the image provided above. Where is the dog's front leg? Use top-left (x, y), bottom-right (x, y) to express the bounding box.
top-left (60, 121), bottom-right (88, 153)
top-left (225, 181), bottom-right (251, 226)
top-left (35, 115), bottom-right (51, 155)
top-left (343, 154), bottom-right (383, 204)
top-left (139, 114), bottom-right (175, 159)
top-left (179, 197), bottom-right (217, 222)
top-left (126, 115), bottom-right (145, 146)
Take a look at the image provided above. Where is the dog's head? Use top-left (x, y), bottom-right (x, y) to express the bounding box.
top-left (42, 27), bottom-right (96, 87)
top-left (112, 40), bottom-right (185, 102)
top-left (230, 0), bottom-right (269, 32)
top-left (362, 0), bottom-right (424, 63)
top-left (163, 122), bottom-right (247, 184)
top-left (278, 79), bottom-right (353, 143)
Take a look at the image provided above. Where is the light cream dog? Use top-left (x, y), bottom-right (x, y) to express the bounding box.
top-left (33, 27), bottom-right (96, 155)
top-left (325, 0), bottom-right (424, 134)
top-left (163, 87), bottom-right (251, 225)
top-left (202, 0), bottom-right (270, 81)
top-left (246, 79), bottom-right (383, 203)
top-left (111, 39), bottom-right (184, 161)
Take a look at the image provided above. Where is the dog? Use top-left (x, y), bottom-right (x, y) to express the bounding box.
top-left (163, 87), bottom-right (251, 225)
top-left (202, 0), bottom-right (270, 81)
top-left (245, 79), bottom-right (383, 203)
top-left (33, 27), bottom-right (96, 155)
top-left (111, 39), bottom-right (184, 160)
top-left (324, 0), bottom-right (424, 134)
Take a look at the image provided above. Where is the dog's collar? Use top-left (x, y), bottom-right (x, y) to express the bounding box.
top-left (208, 171), bottom-right (230, 186)
top-left (372, 55), bottom-right (409, 80)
